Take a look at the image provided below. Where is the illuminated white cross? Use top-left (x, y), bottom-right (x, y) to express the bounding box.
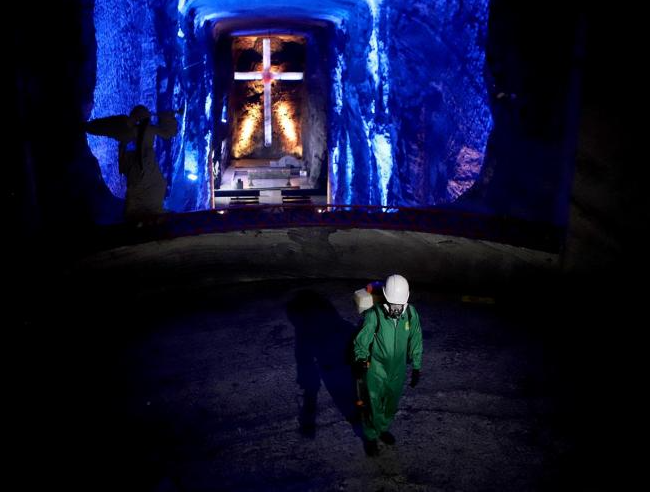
top-left (234, 38), bottom-right (303, 147)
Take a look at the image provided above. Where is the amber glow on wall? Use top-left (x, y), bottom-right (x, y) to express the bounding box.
top-left (275, 100), bottom-right (302, 156)
top-left (233, 99), bottom-right (262, 157)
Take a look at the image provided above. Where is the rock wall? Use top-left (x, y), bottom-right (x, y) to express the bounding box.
top-left (329, 0), bottom-right (493, 207)
top-left (29, 0), bottom-right (579, 230)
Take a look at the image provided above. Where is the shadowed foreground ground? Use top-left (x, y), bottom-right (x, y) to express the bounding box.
top-left (26, 277), bottom-right (608, 492)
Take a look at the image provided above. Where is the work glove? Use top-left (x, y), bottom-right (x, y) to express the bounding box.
top-left (353, 359), bottom-right (369, 379)
top-left (410, 369), bottom-right (421, 388)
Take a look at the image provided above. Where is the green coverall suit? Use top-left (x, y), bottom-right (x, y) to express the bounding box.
top-left (354, 303), bottom-right (423, 441)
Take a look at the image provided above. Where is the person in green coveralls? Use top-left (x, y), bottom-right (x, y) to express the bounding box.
top-left (353, 274), bottom-right (423, 456)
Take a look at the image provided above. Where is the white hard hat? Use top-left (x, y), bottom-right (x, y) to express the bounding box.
top-left (383, 274), bottom-right (409, 304)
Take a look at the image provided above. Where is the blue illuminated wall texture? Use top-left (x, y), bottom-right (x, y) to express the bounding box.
top-left (89, 0), bottom-right (492, 212)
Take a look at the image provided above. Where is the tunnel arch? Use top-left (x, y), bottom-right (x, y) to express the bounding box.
top-left (88, 0), bottom-right (493, 213)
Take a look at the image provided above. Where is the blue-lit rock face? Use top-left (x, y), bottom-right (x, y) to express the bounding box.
top-left (90, 0), bottom-right (492, 211)
top-left (90, 0), bottom-right (214, 212)
top-left (328, 0), bottom-right (492, 206)
top-left (89, 0), bottom-right (163, 200)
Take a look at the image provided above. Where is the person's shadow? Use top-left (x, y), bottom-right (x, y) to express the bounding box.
top-left (287, 290), bottom-right (362, 439)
